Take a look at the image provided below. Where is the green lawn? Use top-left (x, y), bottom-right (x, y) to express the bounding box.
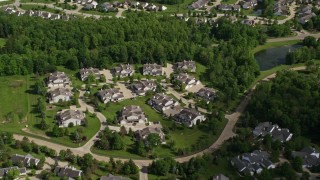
top-left (79, 10), bottom-right (116, 16)
top-left (56, 66), bottom-right (83, 89)
top-left (0, 0), bottom-right (14, 6)
top-left (20, 4), bottom-right (62, 14)
top-left (0, 38), bottom-right (6, 48)
top-left (252, 40), bottom-right (301, 54)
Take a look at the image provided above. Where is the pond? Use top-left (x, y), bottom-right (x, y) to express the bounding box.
top-left (254, 44), bottom-right (302, 71)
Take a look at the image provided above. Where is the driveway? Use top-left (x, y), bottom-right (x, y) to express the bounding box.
top-left (99, 69), bottom-right (113, 84)
top-left (115, 82), bottom-right (133, 99)
top-left (163, 63), bottom-right (174, 78)
top-left (185, 82), bottom-right (204, 93)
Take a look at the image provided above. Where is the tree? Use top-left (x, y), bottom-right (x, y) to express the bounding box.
top-left (292, 156), bottom-right (303, 172)
top-left (39, 119), bottom-right (49, 130)
top-left (146, 133), bottom-right (161, 151)
top-left (5, 168), bottom-right (20, 180)
top-left (110, 133), bottom-right (124, 150)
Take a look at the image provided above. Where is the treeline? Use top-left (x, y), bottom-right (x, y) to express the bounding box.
top-left (0, 13), bottom-right (266, 99)
top-left (286, 36), bottom-right (320, 64)
top-left (245, 70), bottom-right (320, 139)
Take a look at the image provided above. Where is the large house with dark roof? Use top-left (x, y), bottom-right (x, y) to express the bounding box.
top-left (174, 73), bottom-right (199, 89)
top-left (188, 0), bottom-right (209, 10)
top-left (47, 71), bottom-right (71, 88)
top-left (97, 88), bottom-right (124, 103)
top-left (174, 60), bottom-right (196, 72)
top-left (231, 150), bottom-right (275, 176)
top-left (173, 108), bottom-right (206, 127)
top-left (196, 87), bottom-right (217, 103)
top-left (48, 88), bottom-right (72, 104)
top-left (118, 105), bottom-right (147, 124)
top-left (80, 67), bottom-right (101, 81)
top-left (54, 166), bottom-right (83, 179)
top-left (143, 63), bottom-right (162, 76)
top-left (148, 93), bottom-right (179, 112)
top-left (253, 122), bottom-right (292, 142)
top-left (100, 174), bottom-right (129, 180)
top-left (56, 109), bottom-right (85, 127)
top-left (292, 147), bottom-right (320, 168)
top-left (112, 64), bottom-right (135, 77)
top-left (11, 154), bottom-right (40, 167)
top-left (131, 80), bottom-right (157, 96)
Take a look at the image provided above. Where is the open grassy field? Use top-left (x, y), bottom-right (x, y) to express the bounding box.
top-left (252, 39), bottom-right (301, 54)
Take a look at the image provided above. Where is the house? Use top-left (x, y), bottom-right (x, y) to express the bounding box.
top-left (146, 4), bottom-right (158, 11)
top-left (299, 14), bottom-right (315, 24)
top-left (2, 6), bottom-right (15, 14)
top-left (80, 67), bottom-right (101, 81)
top-left (274, 5), bottom-right (288, 16)
top-left (135, 127), bottom-right (166, 143)
top-left (131, 80), bottom-right (157, 96)
top-left (139, 2), bottom-right (149, 9)
top-left (188, 0), bottom-right (209, 10)
top-left (292, 147), bottom-right (320, 168)
top-left (112, 64), bottom-right (135, 77)
top-left (47, 71), bottom-right (70, 88)
top-left (33, 11), bottom-right (43, 17)
top-left (61, 15), bottom-right (70, 20)
top-left (143, 63), bottom-right (162, 76)
top-left (100, 174), bottom-right (129, 180)
top-left (54, 166), bottom-right (83, 179)
top-left (42, 12), bottom-right (51, 19)
top-left (25, 10), bottom-right (34, 16)
top-left (231, 150), bottom-right (275, 176)
top-left (174, 73), bottom-right (199, 89)
top-left (241, 19), bottom-right (255, 26)
top-left (130, 1), bottom-right (140, 8)
top-left (217, 4), bottom-right (233, 11)
top-left (83, 4), bottom-right (95, 10)
top-left (159, 5), bottom-right (167, 11)
top-left (0, 167), bottom-right (26, 179)
top-left (173, 108), bottom-right (206, 127)
top-left (253, 122), bottom-right (293, 142)
top-left (15, 11), bottom-right (24, 16)
top-left (212, 174), bottom-right (229, 180)
top-left (50, 14), bottom-right (61, 20)
top-left (11, 154), bottom-right (40, 167)
top-left (196, 87), bottom-right (217, 103)
top-left (232, 5), bottom-right (241, 11)
top-left (174, 60), bottom-right (196, 72)
top-left (97, 88), bottom-right (124, 103)
top-left (100, 2), bottom-right (115, 12)
top-left (56, 109), bottom-right (85, 127)
top-left (48, 88), bottom-right (72, 104)
top-left (118, 105), bottom-right (147, 124)
top-left (148, 93), bottom-right (179, 112)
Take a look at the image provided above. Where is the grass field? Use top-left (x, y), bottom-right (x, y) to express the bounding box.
top-left (0, 0), bottom-right (14, 6)
top-left (0, 38), bottom-right (6, 48)
top-left (20, 4), bottom-right (61, 14)
top-left (252, 40), bottom-right (301, 54)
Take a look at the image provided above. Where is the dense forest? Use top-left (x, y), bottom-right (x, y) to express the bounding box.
top-left (0, 13), bottom-right (265, 99)
top-left (244, 70), bottom-right (320, 140)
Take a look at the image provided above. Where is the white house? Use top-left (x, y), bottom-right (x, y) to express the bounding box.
top-left (148, 93), bottom-right (179, 112)
top-left (47, 71), bottom-right (70, 88)
top-left (97, 88), bottom-right (124, 103)
top-left (173, 108), bottom-right (206, 127)
top-left (174, 73), bottom-right (199, 89)
top-left (48, 88), bottom-right (72, 104)
top-left (118, 105), bottom-right (147, 124)
top-left (56, 110), bottom-right (85, 127)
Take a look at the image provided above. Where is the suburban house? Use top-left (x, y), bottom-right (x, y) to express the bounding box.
top-left (0, 167), bottom-right (26, 179)
top-left (174, 73), bottom-right (199, 89)
top-left (253, 122), bottom-right (293, 142)
top-left (231, 150), bottom-right (275, 176)
top-left (100, 2), bottom-right (117, 12)
top-left (131, 80), bottom-right (157, 96)
top-left (212, 174), bottom-right (229, 180)
top-left (188, 0), bottom-right (209, 10)
top-left (239, 0), bottom-right (257, 9)
top-left (298, 5), bottom-right (316, 24)
top-left (217, 4), bottom-right (240, 11)
top-left (174, 60), bottom-right (196, 72)
top-left (196, 87), bottom-right (217, 103)
top-left (112, 64), bottom-right (135, 77)
top-left (56, 109), bottom-right (85, 127)
top-left (273, 1), bottom-right (288, 16)
top-left (48, 88), bottom-right (72, 104)
top-left (100, 174), bottom-right (129, 180)
top-left (47, 71), bottom-right (71, 88)
top-left (135, 126), bottom-right (166, 143)
top-left (241, 19), bottom-right (255, 26)
top-left (118, 105), bottom-right (147, 124)
top-left (143, 63), bottom-right (162, 76)
top-left (54, 166), bottom-right (83, 179)
top-left (97, 88), bottom-right (124, 103)
top-left (80, 67), bottom-right (101, 81)
top-left (11, 154), bottom-right (40, 167)
top-left (148, 93), bottom-right (179, 112)
top-left (42, 12), bottom-right (51, 19)
top-left (173, 108), bottom-right (206, 127)
top-left (292, 147), bottom-right (320, 168)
